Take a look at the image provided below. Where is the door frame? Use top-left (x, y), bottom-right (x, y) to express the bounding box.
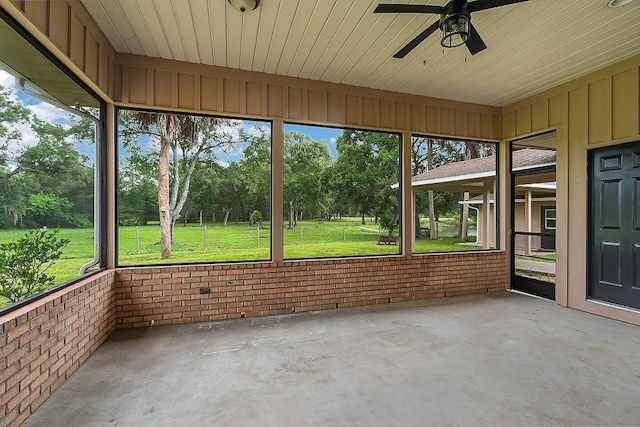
top-left (510, 147), bottom-right (556, 300)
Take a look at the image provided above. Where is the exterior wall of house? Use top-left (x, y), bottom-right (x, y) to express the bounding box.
top-left (513, 200), bottom-right (556, 251)
top-left (502, 53), bottom-right (640, 325)
top-left (0, 271), bottom-right (116, 426)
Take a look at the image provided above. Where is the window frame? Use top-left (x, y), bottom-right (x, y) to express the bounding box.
top-left (0, 9), bottom-right (106, 315)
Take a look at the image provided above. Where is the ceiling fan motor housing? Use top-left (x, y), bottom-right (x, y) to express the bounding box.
top-left (440, 1), bottom-right (471, 48)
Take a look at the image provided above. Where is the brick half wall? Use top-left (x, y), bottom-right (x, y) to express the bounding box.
top-left (115, 251), bottom-right (506, 329)
top-left (0, 271), bottom-right (116, 427)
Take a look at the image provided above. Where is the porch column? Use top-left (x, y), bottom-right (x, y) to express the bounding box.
top-left (483, 183), bottom-right (491, 249)
top-left (524, 190), bottom-right (532, 256)
top-left (271, 119), bottom-right (284, 262)
top-left (400, 131), bottom-right (413, 255)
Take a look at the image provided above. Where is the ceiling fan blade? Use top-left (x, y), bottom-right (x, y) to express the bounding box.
top-left (466, 23), bottom-right (487, 55)
top-left (468, 0), bottom-right (528, 13)
top-left (393, 20), bottom-right (440, 58)
top-left (374, 4), bottom-right (444, 14)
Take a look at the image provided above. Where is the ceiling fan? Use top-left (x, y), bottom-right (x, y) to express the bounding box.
top-left (374, 0), bottom-right (528, 58)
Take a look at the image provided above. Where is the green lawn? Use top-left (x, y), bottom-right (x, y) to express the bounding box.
top-left (0, 220), bottom-right (480, 308)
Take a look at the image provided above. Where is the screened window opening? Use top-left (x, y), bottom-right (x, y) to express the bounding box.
top-left (410, 136), bottom-right (498, 252)
top-left (0, 14), bottom-right (102, 310)
top-left (117, 109), bottom-right (272, 265)
top-left (283, 124), bottom-right (401, 259)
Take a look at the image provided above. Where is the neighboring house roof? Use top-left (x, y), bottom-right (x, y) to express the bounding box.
top-left (409, 148), bottom-right (556, 191)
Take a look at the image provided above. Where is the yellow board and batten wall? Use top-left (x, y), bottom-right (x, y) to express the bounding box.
top-left (502, 54), bottom-right (640, 325)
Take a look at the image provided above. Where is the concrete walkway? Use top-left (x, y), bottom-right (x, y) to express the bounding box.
top-left (24, 292), bottom-right (640, 426)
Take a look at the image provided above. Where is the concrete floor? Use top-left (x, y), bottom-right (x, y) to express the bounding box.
top-left (24, 292), bottom-right (640, 426)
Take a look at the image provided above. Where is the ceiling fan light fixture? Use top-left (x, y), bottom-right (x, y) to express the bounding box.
top-left (440, 13), bottom-right (470, 48)
top-left (227, 0), bottom-right (260, 13)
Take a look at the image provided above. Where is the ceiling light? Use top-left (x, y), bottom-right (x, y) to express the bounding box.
top-left (440, 13), bottom-right (470, 48)
top-left (227, 0), bottom-right (260, 13)
top-left (608, 0), bottom-right (634, 7)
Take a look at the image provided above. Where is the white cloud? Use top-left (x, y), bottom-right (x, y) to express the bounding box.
top-left (0, 69), bottom-right (80, 156)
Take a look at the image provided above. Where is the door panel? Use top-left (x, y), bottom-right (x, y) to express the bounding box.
top-left (590, 142), bottom-right (640, 309)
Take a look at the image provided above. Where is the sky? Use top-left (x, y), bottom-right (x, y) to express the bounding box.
top-left (0, 69), bottom-right (75, 157)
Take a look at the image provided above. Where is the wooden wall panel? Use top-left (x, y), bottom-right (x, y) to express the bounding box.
top-left (154, 70), bottom-right (172, 107)
top-left (223, 79), bottom-right (241, 113)
top-left (410, 103), bottom-right (422, 132)
top-left (48, 1), bottom-right (70, 56)
top-left (568, 87), bottom-right (584, 144)
top-left (501, 111), bottom-right (514, 139)
top-left (548, 94), bottom-right (563, 126)
top-left (611, 69), bottom-right (635, 140)
top-left (588, 79), bottom-right (608, 145)
top-left (440, 108), bottom-right (451, 135)
top-left (531, 100), bottom-right (548, 131)
top-left (425, 106), bottom-right (438, 134)
top-left (363, 97), bottom-right (376, 128)
top-left (200, 76), bottom-right (218, 112)
top-left (245, 81), bottom-right (262, 116)
top-left (327, 92), bottom-right (341, 124)
top-left (515, 106), bottom-right (531, 136)
top-left (267, 84), bottom-right (283, 117)
top-left (85, 32), bottom-right (99, 83)
top-left (308, 90), bottom-right (323, 122)
top-left (128, 67), bottom-right (148, 105)
top-left (288, 87), bottom-right (303, 119)
top-left (467, 112), bottom-right (477, 138)
top-left (454, 109), bottom-right (465, 137)
top-left (178, 73), bottom-right (195, 110)
top-left (23, 0), bottom-right (47, 34)
top-left (99, 48), bottom-right (110, 94)
top-left (345, 95), bottom-right (359, 125)
top-left (395, 102), bottom-right (407, 130)
top-left (69, 12), bottom-right (85, 69)
top-left (379, 99), bottom-right (393, 129)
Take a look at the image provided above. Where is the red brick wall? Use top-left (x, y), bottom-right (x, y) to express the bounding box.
top-left (115, 252), bottom-right (506, 328)
top-left (0, 271), bottom-right (115, 427)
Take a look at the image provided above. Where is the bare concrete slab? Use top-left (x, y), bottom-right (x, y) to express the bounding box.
top-left (24, 292), bottom-right (640, 426)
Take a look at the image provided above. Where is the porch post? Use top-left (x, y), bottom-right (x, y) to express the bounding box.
top-left (483, 183), bottom-right (491, 249)
top-left (524, 190), bottom-right (532, 256)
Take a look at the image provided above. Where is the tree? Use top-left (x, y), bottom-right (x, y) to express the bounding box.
top-left (239, 126), bottom-right (271, 220)
top-left (0, 84), bottom-right (31, 167)
top-left (283, 131), bottom-right (332, 228)
top-left (330, 130), bottom-right (399, 225)
top-left (119, 111), bottom-right (235, 259)
top-left (15, 119), bottom-right (92, 227)
top-left (0, 229), bottom-right (69, 303)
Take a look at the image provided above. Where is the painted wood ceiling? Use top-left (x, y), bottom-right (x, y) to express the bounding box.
top-left (80, 0), bottom-right (640, 106)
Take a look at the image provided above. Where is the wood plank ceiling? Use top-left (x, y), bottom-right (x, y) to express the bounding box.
top-left (81, 0), bottom-right (640, 106)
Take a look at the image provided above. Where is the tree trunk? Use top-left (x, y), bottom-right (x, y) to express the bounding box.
top-left (461, 192), bottom-right (469, 241)
top-left (158, 136), bottom-right (172, 259)
top-left (223, 208), bottom-right (230, 226)
top-left (428, 190), bottom-right (437, 240)
top-left (361, 211), bottom-right (365, 225)
top-left (288, 200), bottom-right (295, 229)
top-left (427, 139), bottom-right (437, 240)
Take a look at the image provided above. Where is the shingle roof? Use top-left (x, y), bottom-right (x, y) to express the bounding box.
top-left (411, 148), bottom-right (555, 184)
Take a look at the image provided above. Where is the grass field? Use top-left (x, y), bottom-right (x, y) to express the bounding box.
top-left (0, 219), bottom-right (479, 308)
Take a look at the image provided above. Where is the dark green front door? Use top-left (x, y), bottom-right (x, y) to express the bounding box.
top-left (590, 141), bottom-right (640, 310)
